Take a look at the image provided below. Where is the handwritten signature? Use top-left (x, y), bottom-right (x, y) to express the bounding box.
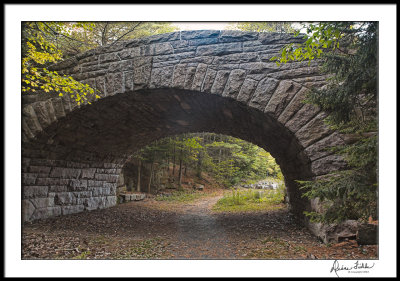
top-left (330, 260), bottom-right (375, 277)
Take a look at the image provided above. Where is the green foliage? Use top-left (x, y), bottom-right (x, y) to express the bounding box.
top-left (131, 133), bottom-right (283, 189)
top-left (300, 171), bottom-right (377, 223)
top-left (219, 187), bottom-right (285, 206)
top-left (300, 134), bottom-right (378, 223)
top-left (231, 188), bottom-right (244, 205)
top-left (212, 187), bottom-right (286, 213)
top-left (232, 22), bottom-right (297, 33)
top-left (135, 139), bottom-right (168, 163)
top-left (270, 22), bottom-right (352, 66)
top-left (273, 22), bottom-right (378, 223)
top-left (155, 190), bottom-right (212, 203)
top-left (22, 22), bottom-right (177, 105)
top-left (201, 134), bottom-right (282, 186)
top-left (305, 23), bottom-right (378, 127)
top-left (22, 22), bottom-right (99, 105)
top-left (178, 136), bottom-right (204, 163)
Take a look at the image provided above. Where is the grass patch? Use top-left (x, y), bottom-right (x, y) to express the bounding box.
top-left (212, 186), bottom-right (286, 213)
top-left (212, 202), bottom-right (286, 212)
top-left (155, 189), bottom-right (214, 203)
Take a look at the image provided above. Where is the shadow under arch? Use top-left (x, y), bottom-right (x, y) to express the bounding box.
top-left (30, 88), bottom-right (314, 217)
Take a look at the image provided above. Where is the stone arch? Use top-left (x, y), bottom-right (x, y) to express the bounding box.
top-left (22, 30), bottom-right (347, 238)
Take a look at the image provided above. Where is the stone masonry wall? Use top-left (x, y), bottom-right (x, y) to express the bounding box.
top-left (22, 30), bottom-right (346, 180)
top-left (22, 143), bottom-right (124, 222)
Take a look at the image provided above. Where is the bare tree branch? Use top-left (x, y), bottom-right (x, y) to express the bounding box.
top-left (42, 22), bottom-right (91, 46)
top-left (101, 22), bottom-right (109, 46)
top-left (109, 22), bottom-right (143, 46)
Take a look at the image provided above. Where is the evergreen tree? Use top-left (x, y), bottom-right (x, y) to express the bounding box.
top-left (272, 22), bottom-right (378, 223)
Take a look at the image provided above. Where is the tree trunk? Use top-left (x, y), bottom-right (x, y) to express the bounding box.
top-left (178, 159), bottom-right (183, 188)
top-left (172, 142), bottom-right (176, 176)
top-left (101, 23), bottom-right (109, 46)
top-left (166, 152), bottom-right (170, 174)
top-left (137, 159), bottom-right (141, 192)
top-left (197, 151), bottom-right (202, 179)
top-left (127, 177), bottom-right (132, 192)
top-left (148, 161), bottom-right (154, 194)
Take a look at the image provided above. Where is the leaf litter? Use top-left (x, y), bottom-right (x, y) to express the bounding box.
top-left (22, 190), bottom-right (377, 260)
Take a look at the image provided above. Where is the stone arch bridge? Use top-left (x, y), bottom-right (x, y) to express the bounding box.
top-left (22, 30), bottom-right (347, 240)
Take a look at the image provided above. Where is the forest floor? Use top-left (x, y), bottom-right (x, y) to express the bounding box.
top-left (22, 186), bottom-right (378, 260)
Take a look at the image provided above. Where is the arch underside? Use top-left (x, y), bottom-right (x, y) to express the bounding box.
top-left (22, 88), bottom-right (342, 222)
top-left (34, 88), bottom-right (312, 174)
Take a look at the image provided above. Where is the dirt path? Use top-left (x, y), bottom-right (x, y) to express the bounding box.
top-left (168, 195), bottom-right (235, 259)
top-left (22, 193), bottom-right (378, 260)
